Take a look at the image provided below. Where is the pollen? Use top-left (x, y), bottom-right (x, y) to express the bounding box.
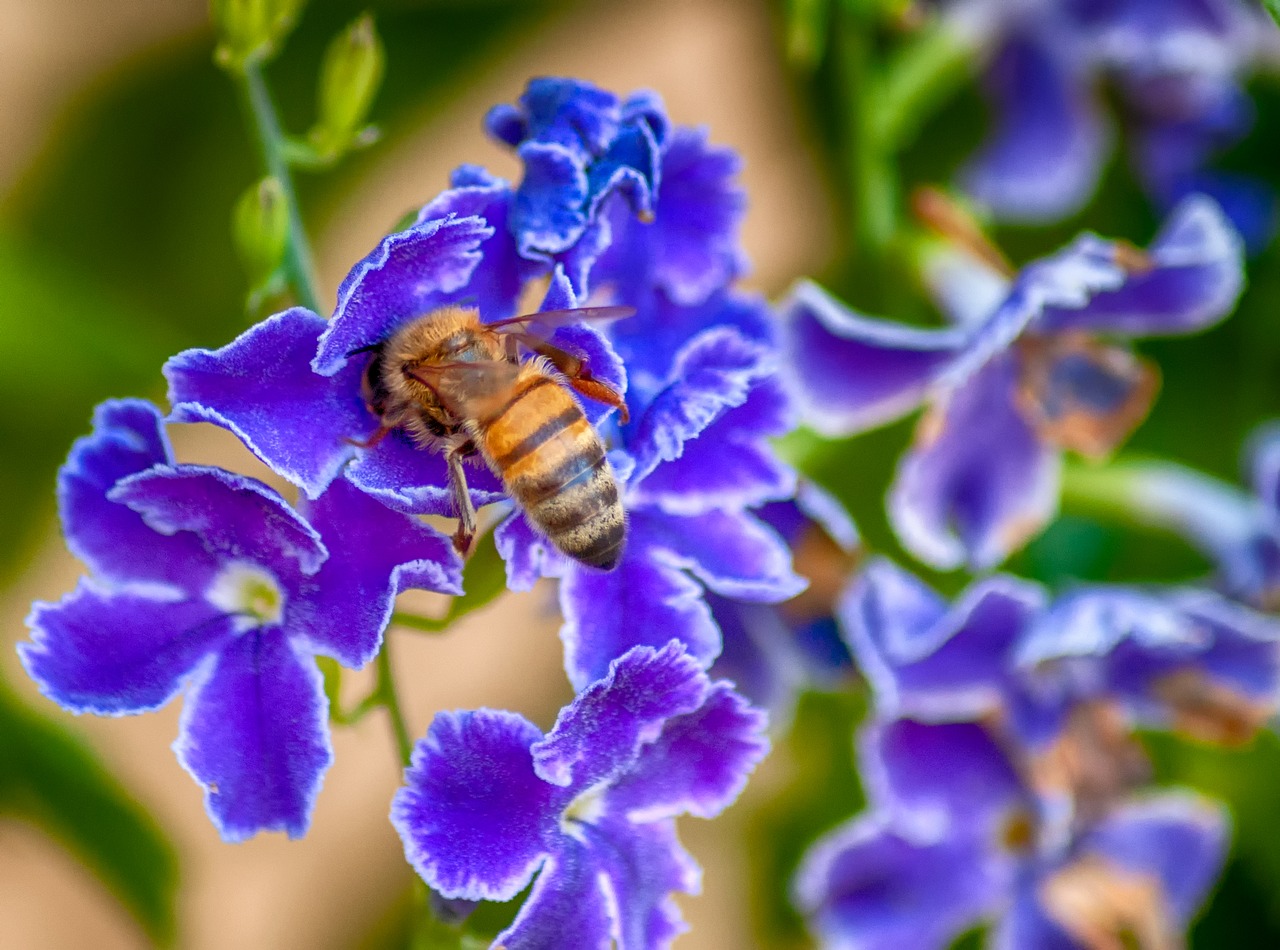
top-left (206, 562), bottom-right (285, 630)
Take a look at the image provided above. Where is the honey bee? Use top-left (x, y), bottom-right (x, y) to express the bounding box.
top-left (356, 304), bottom-right (633, 570)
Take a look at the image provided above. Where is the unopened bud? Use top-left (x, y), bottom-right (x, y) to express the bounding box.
top-left (232, 176), bottom-right (289, 287)
top-left (211, 0), bottom-right (306, 68)
top-left (314, 14), bottom-right (384, 156)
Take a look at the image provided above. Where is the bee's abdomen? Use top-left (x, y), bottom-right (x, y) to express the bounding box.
top-left (483, 381), bottom-right (625, 570)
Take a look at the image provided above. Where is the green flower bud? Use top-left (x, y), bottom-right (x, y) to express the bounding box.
top-left (312, 13), bottom-right (385, 159)
top-left (232, 176), bottom-right (289, 289)
top-left (211, 0), bottom-right (306, 69)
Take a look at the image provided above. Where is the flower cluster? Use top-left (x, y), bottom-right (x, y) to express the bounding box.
top-left (797, 559), bottom-right (1280, 948)
top-left (942, 0), bottom-right (1278, 245)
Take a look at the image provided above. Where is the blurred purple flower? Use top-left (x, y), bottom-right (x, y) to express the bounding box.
top-left (795, 717), bottom-right (1229, 950)
top-left (947, 0), bottom-right (1277, 245)
top-left (391, 642), bottom-right (768, 950)
top-left (22, 399), bottom-right (462, 841)
top-left (782, 196), bottom-right (1244, 569)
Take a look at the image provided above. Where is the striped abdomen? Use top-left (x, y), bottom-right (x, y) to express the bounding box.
top-left (480, 372), bottom-right (625, 570)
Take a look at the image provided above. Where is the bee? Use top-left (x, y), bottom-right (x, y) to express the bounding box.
top-left (356, 304), bottom-right (633, 570)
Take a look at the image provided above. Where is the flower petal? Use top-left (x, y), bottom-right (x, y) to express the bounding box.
top-left (860, 719), bottom-right (1025, 841)
top-left (495, 509), bottom-right (571, 592)
top-left (778, 280), bottom-right (964, 437)
top-left (391, 709), bottom-right (563, 901)
top-left (495, 840), bottom-right (613, 950)
top-left (58, 399), bottom-right (216, 588)
top-left (889, 355), bottom-right (1061, 570)
top-left (20, 580), bottom-right (233, 715)
top-left (631, 378), bottom-right (796, 515)
top-left (1036, 196), bottom-right (1245, 338)
top-left (794, 814), bottom-right (1003, 950)
top-left (316, 214), bottom-right (494, 375)
top-left (605, 681), bottom-right (769, 821)
top-left (174, 628), bottom-right (332, 842)
top-left (533, 642), bottom-right (708, 791)
top-left (961, 34), bottom-right (1108, 222)
top-left (558, 538), bottom-right (722, 691)
top-left (642, 508), bottom-right (807, 603)
top-left (1082, 792), bottom-right (1229, 922)
top-left (165, 308), bottom-right (375, 499)
top-left (111, 466), bottom-right (327, 578)
top-left (586, 817), bottom-right (699, 950)
top-left (290, 479), bottom-right (464, 668)
top-left (627, 326), bottom-right (772, 485)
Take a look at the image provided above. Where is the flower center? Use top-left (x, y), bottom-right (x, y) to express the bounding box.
top-left (206, 562), bottom-right (285, 631)
top-left (559, 782), bottom-right (607, 838)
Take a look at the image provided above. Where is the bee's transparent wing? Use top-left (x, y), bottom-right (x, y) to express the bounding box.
top-left (405, 360), bottom-right (524, 421)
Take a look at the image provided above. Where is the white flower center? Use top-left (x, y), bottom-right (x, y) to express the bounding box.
top-left (560, 781), bottom-right (608, 839)
top-left (206, 562), bottom-right (285, 631)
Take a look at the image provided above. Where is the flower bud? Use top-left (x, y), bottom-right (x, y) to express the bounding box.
top-left (211, 0), bottom-right (306, 69)
top-left (314, 14), bottom-right (384, 156)
top-left (232, 176), bottom-right (289, 288)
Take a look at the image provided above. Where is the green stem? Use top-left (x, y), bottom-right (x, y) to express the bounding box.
top-left (376, 635), bottom-right (414, 767)
top-left (234, 59), bottom-right (323, 313)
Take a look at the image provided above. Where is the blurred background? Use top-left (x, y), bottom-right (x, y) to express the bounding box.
top-left (3, 0), bottom-right (1280, 947)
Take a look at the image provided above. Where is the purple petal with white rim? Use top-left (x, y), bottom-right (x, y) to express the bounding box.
top-left (794, 814), bottom-right (1002, 950)
top-left (961, 33), bottom-right (1108, 223)
top-left (1082, 792), bottom-right (1229, 921)
top-left (558, 537), bottom-right (721, 690)
top-left (1036, 196), bottom-right (1245, 338)
top-left (708, 595), bottom-right (808, 722)
top-left (174, 628), bottom-right (332, 842)
top-left (391, 709), bottom-right (563, 901)
top-left (58, 399), bottom-right (217, 588)
top-left (843, 561), bottom-right (1044, 721)
top-left (627, 326), bottom-right (771, 485)
top-left (533, 642), bottom-right (708, 791)
top-left (779, 279), bottom-right (964, 437)
top-left (1249, 421), bottom-right (1280, 516)
top-left (165, 308), bottom-right (377, 499)
top-left (861, 719), bottom-right (1026, 841)
top-left (416, 166), bottom-right (543, 320)
top-left (344, 431), bottom-right (505, 516)
top-left (111, 466), bottom-right (327, 578)
top-left (20, 581), bottom-right (234, 715)
top-left (316, 214), bottom-right (493, 375)
top-left (605, 681), bottom-right (768, 821)
top-left (583, 817), bottom-right (699, 950)
top-left (495, 841), bottom-right (613, 950)
top-left (514, 141), bottom-right (589, 257)
top-left (290, 479), bottom-right (463, 668)
top-left (642, 508), bottom-right (807, 603)
top-left (889, 355), bottom-right (1061, 571)
top-left (631, 378), bottom-right (796, 515)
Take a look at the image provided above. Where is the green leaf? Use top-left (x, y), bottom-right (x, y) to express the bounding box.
top-left (0, 684), bottom-right (179, 945)
top-left (1265, 0), bottom-right (1280, 28)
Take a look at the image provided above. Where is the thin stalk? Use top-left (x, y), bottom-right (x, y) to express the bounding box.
top-left (377, 635), bottom-right (414, 767)
top-left (234, 59), bottom-right (323, 313)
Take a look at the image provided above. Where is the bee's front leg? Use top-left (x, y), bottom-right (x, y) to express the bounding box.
top-left (445, 444), bottom-right (478, 556)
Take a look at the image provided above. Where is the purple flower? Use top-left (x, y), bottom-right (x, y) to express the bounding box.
top-left (709, 482), bottom-right (862, 723)
top-left (795, 717), bottom-right (1229, 950)
top-left (20, 399), bottom-right (462, 841)
top-left (390, 642), bottom-right (768, 950)
top-left (947, 0), bottom-right (1276, 244)
top-left (782, 196), bottom-right (1244, 569)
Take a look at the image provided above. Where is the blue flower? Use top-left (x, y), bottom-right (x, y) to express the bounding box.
top-left (945, 0), bottom-right (1276, 245)
top-left (21, 399), bottom-right (462, 841)
top-left (782, 196), bottom-right (1244, 569)
top-left (390, 642), bottom-right (768, 950)
top-left (795, 717), bottom-right (1229, 950)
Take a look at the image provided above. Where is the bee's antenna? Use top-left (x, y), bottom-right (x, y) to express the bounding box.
top-left (346, 342), bottom-right (382, 357)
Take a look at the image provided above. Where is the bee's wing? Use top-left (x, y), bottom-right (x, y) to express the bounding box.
top-left (405, 359), bottom-right (523, 420)
top-left (486, 305), bottom-right (635, 339)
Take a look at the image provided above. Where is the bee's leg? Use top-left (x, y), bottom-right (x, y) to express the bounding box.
top-left (511, 333), bottom-right (630, 423)
top-left (345, 425), bottom-right (391, 449)
top-left (445, 446), bottom-right (478, 556)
